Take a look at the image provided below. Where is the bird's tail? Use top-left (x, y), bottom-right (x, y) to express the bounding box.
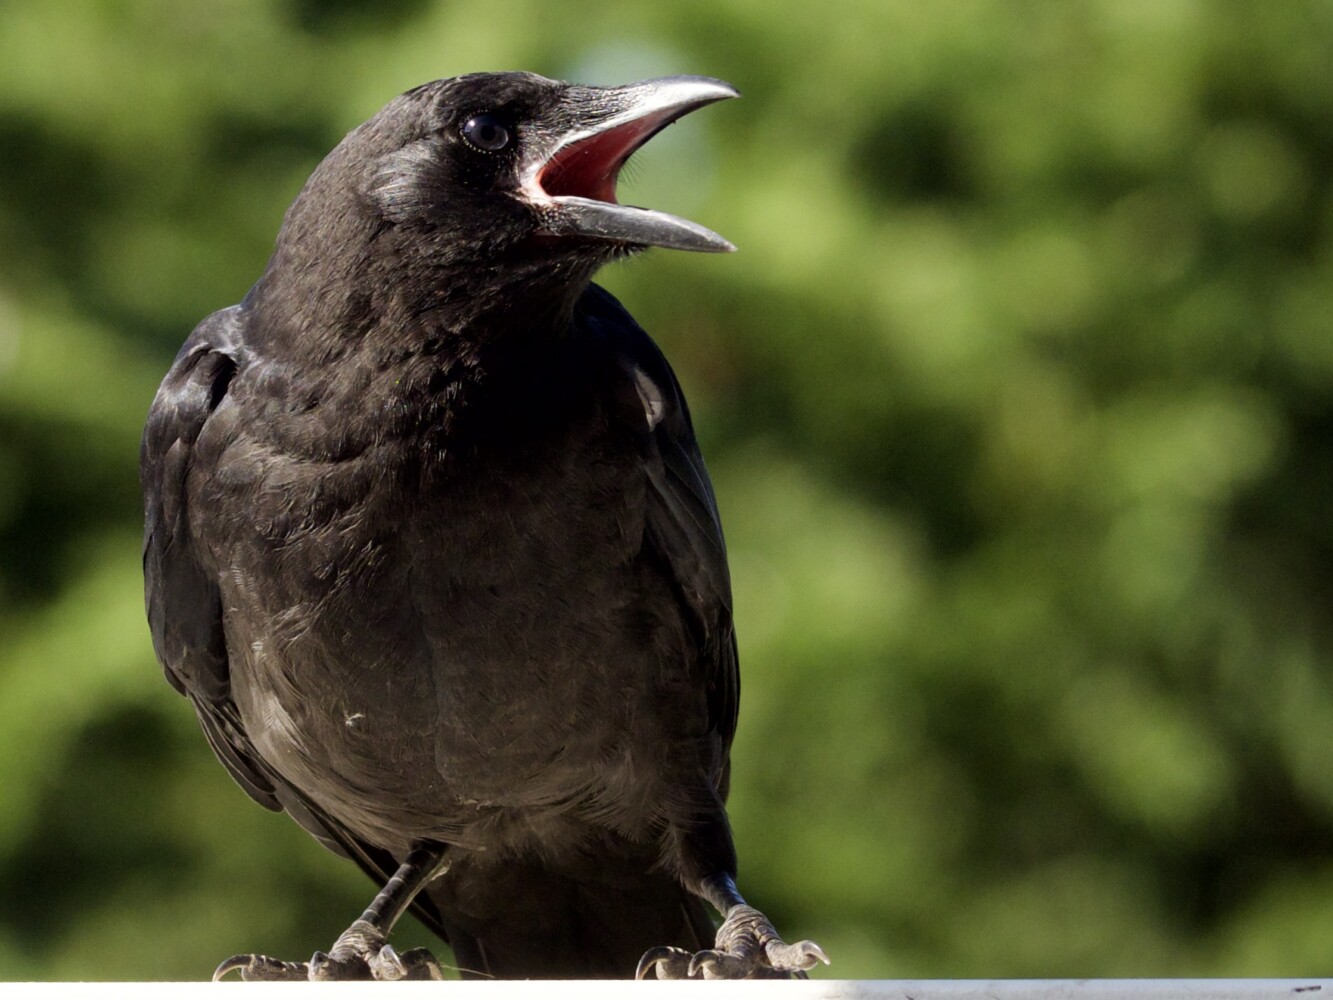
top-left (418, 854), bottom-right (715, 980)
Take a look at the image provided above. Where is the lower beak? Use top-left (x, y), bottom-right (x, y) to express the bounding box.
top-left (524, 76), bottom-right (739, 253)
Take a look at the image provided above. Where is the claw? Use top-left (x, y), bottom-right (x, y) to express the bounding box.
top-left (765, 937), bottom-right (829, 971)
top-left (212, 954), bottom-right (309, 982)
top-left (689, 948), bottom-right (749, 979)
top-left (215, 919), bottom-right (443, 982)
top-left (309, 949), bottom-right (360, 981)
top-left (640, 902), bottom-right (828, 980)
top-left (397, 947), bottom-right (447, 980)
top-left (369, 943), bottom-right (407, 981)
top-left (636, 945), bottom-right (694, 980)
top-left (212, 955), bottom-right (250, 982)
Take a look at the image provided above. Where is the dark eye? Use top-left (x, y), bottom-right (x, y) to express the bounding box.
top-left (461, 113), bottom-right (511, 152)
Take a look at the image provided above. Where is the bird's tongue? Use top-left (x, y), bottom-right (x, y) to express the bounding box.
top-left (537, 114), bottom-right (673, 204)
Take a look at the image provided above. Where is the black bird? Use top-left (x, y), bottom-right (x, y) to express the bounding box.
top-left (141, 71), bottom-right (826, 981)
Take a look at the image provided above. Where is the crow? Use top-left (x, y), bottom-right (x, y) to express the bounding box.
top-left (141, 71), bottom-right (826, 981)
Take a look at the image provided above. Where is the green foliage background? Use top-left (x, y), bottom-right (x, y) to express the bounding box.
top-left (1, 0), bottom-right (1331, 981)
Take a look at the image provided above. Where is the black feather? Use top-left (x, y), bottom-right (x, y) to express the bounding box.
top-left (142, 71), bottom-right (749, 980)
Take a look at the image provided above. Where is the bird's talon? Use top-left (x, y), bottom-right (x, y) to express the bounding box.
top-left (369, 943), bottom-right (410, 981)
top-left (690, 948), bottom-right (751, 980)
top-left (398, 947), bottom-right (447, 980)
top-left (765, 937), bottom-right (830, 971)
top-left (212, 953), bottom-right (310, 982)
top-left (636, 945), bottom-right (694, 980)
top-left (644, 903), bottom-right (828, 980)
top-left (309, 949), bottom-right (360, 981)
top-left (212, 955), bottom-right (249, 982)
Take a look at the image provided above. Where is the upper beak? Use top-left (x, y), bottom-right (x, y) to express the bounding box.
top-left (522, 76), bottom-right (739, 253)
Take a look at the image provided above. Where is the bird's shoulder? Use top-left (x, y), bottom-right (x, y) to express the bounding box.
top-left (140, 306), bottom-right (284, 807)
top-left (141, 305), bottom-right (245, 694)
top-left (142, 306), bottom-right (244, 468)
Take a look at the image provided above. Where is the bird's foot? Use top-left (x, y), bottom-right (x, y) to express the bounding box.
top-left (213, 919), bottom-right (445, 981)
top-left (636, 904), bottom-right (828, 980)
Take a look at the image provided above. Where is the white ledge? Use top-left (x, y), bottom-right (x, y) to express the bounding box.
top-left (2, 981), bottom-right (1329, 999)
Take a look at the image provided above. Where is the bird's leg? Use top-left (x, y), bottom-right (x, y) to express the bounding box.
top-left (636, 873), bottom-right (828, 980)
top-left (308, 842), bottom-right (450, 982)
top-left (214, 842), bottom-right (451, 982)
top-left (636, 805), bottom-right (828, 980)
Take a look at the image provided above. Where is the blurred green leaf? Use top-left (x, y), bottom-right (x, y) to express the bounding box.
top-left (2, 0), bottom-right (1332, 981)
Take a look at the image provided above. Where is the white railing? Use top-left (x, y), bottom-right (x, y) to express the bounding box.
top-left (2, 980), bottom-right (1329, 999)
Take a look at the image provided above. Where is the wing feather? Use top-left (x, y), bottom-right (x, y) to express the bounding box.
top-left (579, 286), bottom-right (740, 766)
top-left (140, 306), bottom-right (455, 944)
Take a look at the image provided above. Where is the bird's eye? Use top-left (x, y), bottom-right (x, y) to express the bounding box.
top-left (461, 113), bottom-right (512, 152)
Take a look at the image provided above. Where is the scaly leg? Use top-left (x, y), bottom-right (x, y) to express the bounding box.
top-left (637, 794), bottom-right (829, 981)
top-left (214, 842), bottom-right (451, 982)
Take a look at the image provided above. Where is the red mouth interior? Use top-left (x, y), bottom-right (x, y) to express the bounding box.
top-left (537, 113), bottom-right (676, 203)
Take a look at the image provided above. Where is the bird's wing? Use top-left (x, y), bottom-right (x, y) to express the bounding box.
top-left (140, 306), bottom-right (285, 811)
top-left (580, 285), bottom-right (740, 767)
top-left (141, 306), bottom-right (457, 941)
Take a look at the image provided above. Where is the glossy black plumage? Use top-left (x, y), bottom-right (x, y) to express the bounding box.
top-left (142, 71), bottom-right (821, 980)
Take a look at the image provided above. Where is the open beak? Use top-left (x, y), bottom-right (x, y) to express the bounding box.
top-left (523, 76), bottom-right (739, 253)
